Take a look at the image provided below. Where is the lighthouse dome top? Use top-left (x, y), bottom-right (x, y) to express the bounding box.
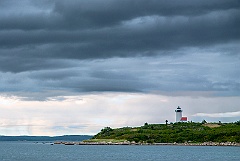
top-left (175, 106), bottom-right (182, 112)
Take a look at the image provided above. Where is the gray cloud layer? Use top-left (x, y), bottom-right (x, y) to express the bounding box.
top-left (0, 0), bottom-right (239, 100)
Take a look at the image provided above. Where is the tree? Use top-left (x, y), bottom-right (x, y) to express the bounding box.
top-left (165, 120), bottom-right (168, 125)
top-left (218, 121), bottom-right (222, 125)
top-left (201, 120), bottom-right (207, 124)
top-left (235, 120), bottom-right (240, 125)
top-left (100, 127), bottom-right (113, 135)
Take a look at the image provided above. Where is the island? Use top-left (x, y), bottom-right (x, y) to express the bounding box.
top-left (78, 121), bottom-right (240, 146)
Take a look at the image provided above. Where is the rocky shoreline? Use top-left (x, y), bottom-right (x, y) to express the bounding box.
top-left (54, 141), bottom-right (240, 146)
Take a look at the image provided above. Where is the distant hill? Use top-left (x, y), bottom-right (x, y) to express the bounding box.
top-left (92, 121), bottom-right (240, 143)
top-left (0, 135), bottom-right (92, 141)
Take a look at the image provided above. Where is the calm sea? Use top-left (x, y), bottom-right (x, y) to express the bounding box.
top-left (0, 142), bottom-right (239, 161)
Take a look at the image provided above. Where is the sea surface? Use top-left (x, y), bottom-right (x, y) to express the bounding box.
top-left (0, 142), bottom-right (239, 161)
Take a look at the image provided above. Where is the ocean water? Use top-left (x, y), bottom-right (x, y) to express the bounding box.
top-left (0, 142), bottom-right (239, 161)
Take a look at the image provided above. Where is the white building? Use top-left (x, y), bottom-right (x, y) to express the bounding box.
top-left (175, 106), bottom-right (187, 122)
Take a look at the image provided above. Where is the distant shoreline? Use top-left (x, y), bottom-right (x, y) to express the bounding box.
top-left (54, 141), bottom-right (240, 147)
top-left (0, 135), bottom-right (92, 142)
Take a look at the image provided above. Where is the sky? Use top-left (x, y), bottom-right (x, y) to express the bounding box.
top-left (0, 0), bottom-right (239, 136)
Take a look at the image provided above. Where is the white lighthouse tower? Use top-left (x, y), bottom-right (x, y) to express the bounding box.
top-left (175, 106), bottom-right (183, 122)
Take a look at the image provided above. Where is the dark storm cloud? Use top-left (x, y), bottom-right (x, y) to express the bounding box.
top-left (0, 0), bottom-right (239, 61)
top-left (1, 0), bottom-right (239, 30)
top-left (53, 0), bottom-right (240, 29)
top-left (0, 0), bottom-right (239, 99)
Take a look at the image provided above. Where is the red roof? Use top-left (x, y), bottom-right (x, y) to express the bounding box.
top-left (180, 117), bottom-right (187, 121)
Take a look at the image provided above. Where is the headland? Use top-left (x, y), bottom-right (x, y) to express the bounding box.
top-left (72, 121), bottom-right (240, 146)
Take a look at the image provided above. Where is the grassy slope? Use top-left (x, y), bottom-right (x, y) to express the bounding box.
top-left (92, 122), bottom-right (240, 143)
